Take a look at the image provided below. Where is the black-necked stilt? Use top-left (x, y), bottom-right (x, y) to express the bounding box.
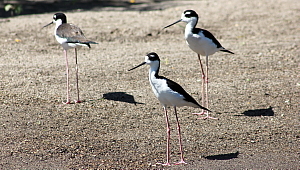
top-left (128, 52), bottom-right (212, 166)
top-left (164, 10), bottom-right (233, 119)
top-left (43, 13), bottom-right (97, 104)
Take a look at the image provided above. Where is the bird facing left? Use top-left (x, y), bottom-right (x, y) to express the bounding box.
top-left (43, 13), bottom-right (98, 104)
top-left (128, 52), bottom-right (214, 166)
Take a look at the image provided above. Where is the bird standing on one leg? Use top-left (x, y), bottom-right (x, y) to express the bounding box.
top-left (128, 52), bottom-right (212, 166)
top-left (164, 10), bottom-right (234, 119)
top-left (43, 13), bottom-right (97, 104)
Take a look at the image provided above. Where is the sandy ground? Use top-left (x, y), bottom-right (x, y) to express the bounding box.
top-left (0, 0), bottom-right (299, 169)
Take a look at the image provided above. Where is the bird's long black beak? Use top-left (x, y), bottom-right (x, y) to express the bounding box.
top-left (42, 21), bottom-right (53, 28)
top-left (163, 19), bottom-right (182, 29)
top-left (128, 62), bottom-right (146, 71)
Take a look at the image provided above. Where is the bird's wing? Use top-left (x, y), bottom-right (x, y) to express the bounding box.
top-left (193, 28), bottom-right (223, 48)
top-left (159, 76), bottom-right (208, 111)
top-left (56, 23), bottom-right (89, 43)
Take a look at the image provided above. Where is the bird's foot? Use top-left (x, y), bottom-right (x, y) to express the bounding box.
top-left (63, 101), bottom-right (72, 104)
top-left (156, 160), bottom-right (187, 166)
top-left (192, 111), bottom-right (206, 116)
top-left (192, 112), bottom-right (218, 120)
top-left (74, 100), bottom-right (82, 103)
top-left (156, 162), bottom-right (171, 166)
top-left (197, 115), bottom-right (218, 120)
top-left (174, 160), bottom-right (187, 165)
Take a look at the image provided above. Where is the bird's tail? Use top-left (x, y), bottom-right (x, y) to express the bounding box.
top-left (83, 41), bottom-right (98, 48)
top-left (197, 104), bottom-right (212, 112)
top-left (221, 49), bottom-right (234, 54)
top-left (86, 41), bottom-right (98, 44)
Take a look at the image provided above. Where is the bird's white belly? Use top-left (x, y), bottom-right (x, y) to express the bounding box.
top-left (186, 34), bottom-right (219, 56)
top-left (157, 90), bottom-right (189, 107)
top-left (150, 79), bottom-right (191, 107)
top-left (55, 35), bottom-right (84, 50)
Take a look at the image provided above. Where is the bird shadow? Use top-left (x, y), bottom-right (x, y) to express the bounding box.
top-left (204, 151), bottom-right (239, 160)
top-left (102, 92), bottom-right (144, 105)
top-left (240, 107), bottom-right (274, 116)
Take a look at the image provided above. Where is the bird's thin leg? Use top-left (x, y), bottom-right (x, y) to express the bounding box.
top-left (173, 106), bottom-right (187, 165)
top-left (196, 54), bottom-right (206, 115)
top-left (205, 54), bottom-right (209, 110)
top-left (157, 106), bottom-right (171, 166)
top-left (196, 55), bottom-right (218, 120)
top-left (64, 50), bottom-right (71, 104)
top-left (163, 106), bottom-right (171, 166)
top-left (74, 48), bottom-right (82, 103)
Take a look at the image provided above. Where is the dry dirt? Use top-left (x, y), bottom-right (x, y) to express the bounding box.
top-left (0, 0), bottom-right (299, 169)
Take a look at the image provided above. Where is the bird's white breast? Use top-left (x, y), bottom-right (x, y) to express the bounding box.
top-left (149, 74), bottom-right (196, 107)
top-left (150, 78), bottom-right (184, 106)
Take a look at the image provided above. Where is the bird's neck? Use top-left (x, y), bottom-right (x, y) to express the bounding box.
top-left (54, 22), bottom-right (63, 35)
top-left (148, 63), bottom-right (160, 81)
top-left (185, 19), bottom-right (198, 36)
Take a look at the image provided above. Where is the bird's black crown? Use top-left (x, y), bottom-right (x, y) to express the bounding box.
top-left (53, 13), bottom-right (67, 23)
top-left (147, 52), bottom-right (160, 61)
top-left (183, 10), bottom-right (198, 18)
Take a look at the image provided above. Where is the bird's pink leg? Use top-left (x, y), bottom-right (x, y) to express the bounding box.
top-left (173, 106), bottom-right (187, 165)
top-left (197, 54), bottom-right (206, 115)
top-left (205, 55), bottom-right (209, 110)
top-left (74, 48), bottom-right (82, 103)
top-left (199, 55), bottom-right (218, 119)
top-left (193, 55), bottom-right (218, 119)
top-left (64, 49), bottom-right (71, 104)
top-left (157, 106), bottom-right (171, 166)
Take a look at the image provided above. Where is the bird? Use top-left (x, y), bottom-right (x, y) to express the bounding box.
top-left (128, 52), bottom-right (212, 166)
top-left (164, 10), bottom-right (233, 119)
top-left (43, 13), bottom-right (97, 104)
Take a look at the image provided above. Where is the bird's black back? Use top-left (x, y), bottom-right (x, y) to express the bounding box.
top-left (157, 75), bottom-right (210, 111)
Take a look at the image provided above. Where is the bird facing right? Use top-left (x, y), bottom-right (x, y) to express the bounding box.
top-left (164, 10), bottom-right (234, 119)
